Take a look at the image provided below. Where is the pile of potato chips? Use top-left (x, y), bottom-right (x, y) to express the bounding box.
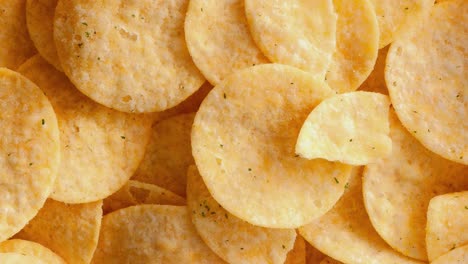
top-left (0, 0), bottom-right (466, 263)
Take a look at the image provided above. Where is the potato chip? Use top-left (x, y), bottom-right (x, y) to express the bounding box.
top-left (132, 113), bottom-right (195, 196)
top-left (192, 64), bottom-right (352, 228)
top-left (244, 0), bottom-right (336, 79)
top-left (26, 0), bottom-right (62, 71)
top-left (103, 180), bottom-right (186, 214)
top-left (299, 167), bottom-right (423, 264)
top-left (92, 205), bottom-right (225, 263)
top-left (53, 0), bottom-right (205, 113)
top-left (0, 68), bottom-right (60, 242)
top-left (0, 239), bottom-right (66, 264)
top-left (362, 111), bottom-right (468, 260)
top-left (0, 0), bottom-right (36, 69)
top-left (426, 191), bottom-right (468, 261)
top-left (358, 46), bottom-right (389, 95)
top-left (431, 245), bottom-right (468, 264)
top-left (319, 257), bottom-right (342, 264)
top-left (285, 236), bottom-right (306, 264)
top-left (369, 0), bottom-right (434, 48)
top-left (296, 91), bottom-right (391, 165)
top-left (15, 199), bottom-right (102, 264)
top-left (0, 253), bottom-right (45, 264)
top-left (305, 243), bottom-right (326, 264)
top-left (325, 0), bottom-right (379, 93)
top-left (186, 165), bottom-right (297, 264)
top-left (185, 0), bottom-right (269, 85)
top-left (385, 0), bottom-right (467, 165)
top-left (18, 55), bottom-right (152, 203)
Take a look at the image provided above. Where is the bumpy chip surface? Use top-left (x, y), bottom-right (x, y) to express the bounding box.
top-left (386, 0), bottom-right (468, 165)
top-left (0, 239), bottom-right (66, 264)
top-left (0, 253), bottom-right (45, 264)
top-left (18, 55), bottom-right (152, 203)
top-left (300, 167), bottom-right (424, 264)
top-left (296, 91), bottom-right (392, 165)
top-left (187, 166), bottom-right (297, 264)
top-left (284, 236), bottom-right (306, 264)
top-left (0, 68), bottom-right (60, 242)
top-left (431, 245), bottom-right (468, 264)
top-left (363, 111), bottom-right (468, 260)
top-left (92, 205), bottom-right (225, 263)
top-left (192, 64), bottom-right (352, 228)
top-left (358, 46), bottom-right (389, 95)
top-left (54, 0), bottom-right (205, 113)
top-left (185, 0), bottom-right (268, 85)
top-left (15, 199), bottom-right (102, 264)
top-left (426, 191), bottom-right (468, 261)
top-left (244, 0), bottom-right (336, 79)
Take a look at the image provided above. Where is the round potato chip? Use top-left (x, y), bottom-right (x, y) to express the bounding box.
top-left (385, 0), bottom-right (468, 165)
top-left (185, 0), bottom-right (269, 85)
top-left (325, 0), bottom-right (379, 93)
top-left (0, 0), bottom-right (36, 69)
top-left (285, 236), bottom-right (306, 264)
top-left (103, 180), bottom-right (186, 214)
top-left (358, 45), bottom-right (389, 95)
top-left (0, 253), bottom-right (45, 264)
top-left (296, 91), bottom-right (392, 165)
top-left (15, 199), bottom-right (102, 264)
top-left (426, 191), bottom-right (468, 261)
top-left (132, 113), bottom-right (195, 196)
top-left (369, 0), bottom-right (434, 48)
top-left (0, 239), bottom-right (65, 264)
top-left (244, 0), bottom-right (337, 79)
top-left (187, 165), bottom-right (297, 264)
top-left (299, 167), bottom-right (423, 264)
top-left (53, 0), bottom-right (205, 113)
top-left (305, 243), bottom-right (326, 264)
top-left (26, 0), bottom-right (62, 71)
top-left (18, 55), bottom-right (152, 203)
top-left (319, 257), bottom-right (342, 264)
top-left (92, 205), bottom-right (225, 263)
top-left (0, 68), bottom-right (60, 242)
top-left (362, 111), bottom-right (468, 260)
top-left (192, 64), bottom-right (352, 228)
top-left (432, 245), bottom-right (468, 264)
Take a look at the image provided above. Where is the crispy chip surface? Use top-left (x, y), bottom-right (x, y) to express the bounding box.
top-left (54, 0), bottom-right (205, 113)
top-left (363, 111), bottom-right (468, 260)
top-left (358, 46), bottom-right (389, 95)
top-left (296, 91), bottom-right (391, 165)
top-left (431, 245), bottom-right (468, 264)
top-left (386, 0), bottom-right (468, 165)
top-left (192, 64), bottom-right (352, 228)
top-left (284, 236), bottom-right (306, 264)
top-left (18, 55), bottom-right (152, 203)
top-left (0, 239), bottom-right (65, 264)
top-left (0, 68), bottom-right (60, 242)
top-left (187, 166), bottom-right (297, 264)
top-left (0, 253), bottom-right (45, 264)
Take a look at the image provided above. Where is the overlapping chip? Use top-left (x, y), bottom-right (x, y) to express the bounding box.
top-left (284, 236), bottom-right (306, 264)
top-left (0, 239), bottom-right (65, 264)
top-left (358, 46), bottom-right (389, 95)
top-left (431, 245), bottom-right (468, 264)
top-left (0, 253), bottom-right (45, 264)
top-left (319, 257), bottom-right (342, 264)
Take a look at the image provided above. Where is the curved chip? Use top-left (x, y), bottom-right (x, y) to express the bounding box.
top-left (192, 64), bottom-right (352, 228)
top-left (15, 199), bottom-right (102, 264)
top-left (285, 236), bottom-right (306, 264)
top-left (244, 0), bottom-right (337, 79)
top-left (0, 0), bottom-right (36, 69)
top-left (432, 245), bottom-right (468, 264)
top-left (132, 113), bottom-right (195, 197)
top-left (362, 111), bottom-right (468, 260)
top-left (18, 55), bottom-right (152, 203)
top-left (185, 0), bottom-right (269, 85)
top-left (103, 180), bottom-right (186, 214)
top-left (0, 253), bottom-right (45, 264)
top-left (0, 239), bottom-right (65, 264)
top-left (426, 191), bottom-right (468, 261)
top-left (296, 91), bottom-right (391, 165)
top-left (92, 205), bottom-right (225, 263)
top-left (385, 0), bottom-right (468, 165)
top-left (306, 243), bottom-right (326, 264)
top-left (53, 0), bottom-right (205, 113)
top-left (299, 167), bottom-right (423, 264)
top-left (187, 166), bottom-right (297, 264)
top-left (0, 68), bottom-right (60, 242)
top-left (26, 0), bottom-right (62, 70)
top-left (358, 46), bottom-right (389, 95)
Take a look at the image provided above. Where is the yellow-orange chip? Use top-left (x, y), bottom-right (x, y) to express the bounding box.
top-left (358, 46), bottom-right (389, 95)
top-left (305, 243), bottom-right (326, 264)
top-left (0, 253), bottom-right (45, 264)
top-left (0, 239), bottom-right (65, 264)
top-left (319, 257), bottom-right (343, 264)
top-left (285, 236), bottom-right (306, 264)
top-left (431, 245), bottom-right (468, 264)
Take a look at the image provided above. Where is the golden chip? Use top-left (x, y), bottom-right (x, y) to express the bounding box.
top-left (305, 243), bottom-right (326, 264)
top-left (432, 245), bottom-right (468, 264)
top-left (385, 0), bottom-right (467, 165)
top-left (0, 68), bottom-right (60, 242)
top-left (296, 91), bottom-right (391, 165)
top-left (319, 257), bottom-right (342, 264)
top-left (15, 199), bottom-right (102, 264)
top-left (426, 191), bottom-right (468, 261)
top-left (103, 180), bottom-right (186, 214)
top-left (0, 239), bottom-right (66, 264)
top-left (0, 253), bottom-right (45, 264)
top-left (92, 205), bottom-right (225, 263)
top-left (358, 45), bottom-right (389, 95)
top-left (185, 0), bottom-right (269, 85)
top-left (300, 167), bottom-right (423, 264)
top-left (362, 111), bottom-right (468, 261)
top-left (192, 64), bottom-right (352, 228)
top-left (244, 0), bottom-right (337, 78)
top-left (54, 0), bottom-right (205, 113)
top-left (18, 55), bottom-right (152, 203)
top-left (285, 235), bottom-right (306, 264)
top-left (187, 166), bottom-right (297, 264)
